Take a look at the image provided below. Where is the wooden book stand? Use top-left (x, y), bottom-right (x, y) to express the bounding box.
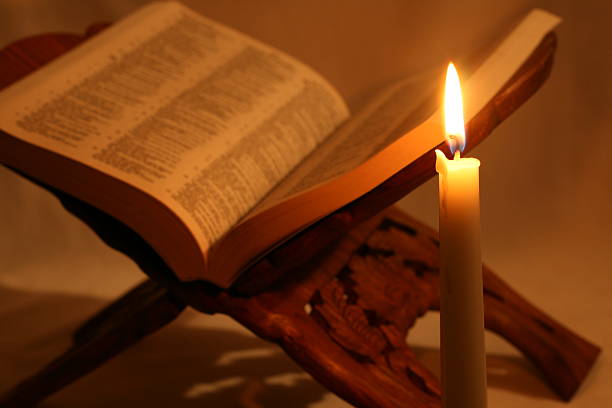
top-left (0, 25), bottom-right (600, 408)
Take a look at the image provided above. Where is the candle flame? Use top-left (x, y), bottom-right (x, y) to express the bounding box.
top-left (444, 62), bottom-right (465, 155)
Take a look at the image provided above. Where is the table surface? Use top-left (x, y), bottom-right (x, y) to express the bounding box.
top-left (0, 1), bottom-right (609, 407)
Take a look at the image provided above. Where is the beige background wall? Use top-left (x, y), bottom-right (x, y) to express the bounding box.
top-left (0, 1), bottom-right (609, 407)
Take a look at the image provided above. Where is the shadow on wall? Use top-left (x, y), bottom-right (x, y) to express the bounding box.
top-left (0, 284), bottom-right (561, 407)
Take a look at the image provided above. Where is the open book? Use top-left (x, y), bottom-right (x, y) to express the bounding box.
top-left (0, 2), bottom-right (559, 287)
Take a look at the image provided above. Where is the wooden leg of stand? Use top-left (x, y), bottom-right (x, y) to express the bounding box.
top-left (72, 279), bottom-right (179, 344)
top-left (482, 270), bottom-right (600, 401)
top-left (0, 280), bottom-right (185, 408)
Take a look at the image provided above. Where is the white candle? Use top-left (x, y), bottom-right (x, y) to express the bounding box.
top-left (436, 63), bottom-right (487, 408)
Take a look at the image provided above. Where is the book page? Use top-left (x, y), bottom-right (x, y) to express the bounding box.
top-left (0, 2), bottom-right (349, 250)
top-left (256, 8), bottom-right (562, 211)
top-left (256, 75), bottom-right (440, 208)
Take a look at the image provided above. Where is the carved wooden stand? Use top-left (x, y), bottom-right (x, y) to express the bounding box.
top-left (0, 25), bottom-right (600, 408)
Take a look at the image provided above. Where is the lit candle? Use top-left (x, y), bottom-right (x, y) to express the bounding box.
top-left (436, 63), bottom-right (487, 408)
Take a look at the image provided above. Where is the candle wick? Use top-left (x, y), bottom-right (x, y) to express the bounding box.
top-left (454, 150), bottom-right (460, 160)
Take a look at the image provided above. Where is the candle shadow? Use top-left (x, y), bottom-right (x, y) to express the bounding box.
top-left (485, 352), bottom-right (558, 401)
top-left (0, 284), bottom-right (339, 408)
top-left (410, 345), bottom-right (559, 401)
